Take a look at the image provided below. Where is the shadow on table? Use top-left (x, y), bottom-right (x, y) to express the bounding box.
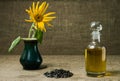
top-left (39, 63), bottom-right (55, 69)
top-left (106, 70), bottom-right (120, 77)
top-left (39, 64), bottom-right (48, 69)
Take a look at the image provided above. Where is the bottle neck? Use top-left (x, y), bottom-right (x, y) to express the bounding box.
top-left (92, 39), bottom-right (100, 44)
top-left (88, 31), bottom-right (101, 49)
top-left (91, 31), bottom-right (101, 43)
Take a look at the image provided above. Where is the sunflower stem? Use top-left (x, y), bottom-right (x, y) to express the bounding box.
top-left (32, 29), bottom-right (37, 38)
top-left (28, 23), bottom-right (34, 38)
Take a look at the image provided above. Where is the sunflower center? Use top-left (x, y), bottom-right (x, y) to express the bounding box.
top-left (35, 14), bottom-right (43, 22)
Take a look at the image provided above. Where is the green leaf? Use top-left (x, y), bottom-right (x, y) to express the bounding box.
top-left (8, 36), bottom-right (21, 52)
top-left (35, 29), bottom-right (43, 44)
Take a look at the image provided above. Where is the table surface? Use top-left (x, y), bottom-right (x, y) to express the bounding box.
top-left (0, 55), bottom-right (120, 81)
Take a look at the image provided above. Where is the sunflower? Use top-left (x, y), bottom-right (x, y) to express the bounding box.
top-left (25, 1), bottom-right (56, 32)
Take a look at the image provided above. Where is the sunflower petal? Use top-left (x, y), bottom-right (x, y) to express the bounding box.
top-left (32, 2), bottom-right (35, 12)
top-left (41, 3), bottom-right (49, 15)
top-left (43, 16), bottom-right (56, 22)
top-left (38, 22), bottom-right (46, 32)
top-left (25, 9), bottom-right (30, 13)
top-left (29, 7), bottom-right (33, 14)
top-left (38, 1), bottom-right (46, 15)
top-left (47, 23), bottom-right (53, 27)
top-left (44, 12), bottom-right (56, 17)
top-left (25, 19), bottom-right (33, 22)
top-left (36, 2), bottom-right (40, 11)
top-left (45, 17), bottom-right (56, 19)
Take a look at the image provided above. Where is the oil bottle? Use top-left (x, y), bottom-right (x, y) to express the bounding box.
top-left (85, 21), bottom-right (106, 77)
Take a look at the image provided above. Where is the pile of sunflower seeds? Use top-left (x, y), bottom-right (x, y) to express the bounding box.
top-left (44, 69), bottom-right (73, 78)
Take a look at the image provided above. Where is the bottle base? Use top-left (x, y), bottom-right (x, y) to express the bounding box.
top-left (87, 72), bottom-right (105, 77)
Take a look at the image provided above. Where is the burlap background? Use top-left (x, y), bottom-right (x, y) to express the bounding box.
top-left (0, 0), bottom-right (120, 55)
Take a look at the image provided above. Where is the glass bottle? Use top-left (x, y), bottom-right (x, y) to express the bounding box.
top-left (85, 21), bottom-right (106, 77)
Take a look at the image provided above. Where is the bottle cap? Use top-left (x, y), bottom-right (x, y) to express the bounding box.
top-left (90, 21), bottom-right (102, 42)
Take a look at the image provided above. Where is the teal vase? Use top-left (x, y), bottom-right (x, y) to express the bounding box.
top-left (20, 38), bottom-right (42, 70)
